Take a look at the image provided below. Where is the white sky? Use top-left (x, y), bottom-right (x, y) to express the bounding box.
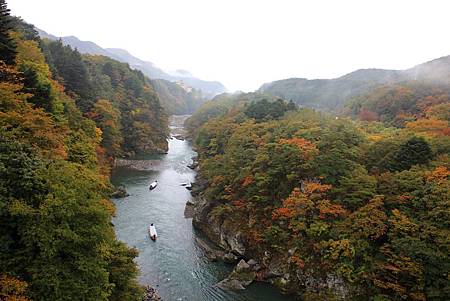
top-left (8, 0), bottom-right (450, 92)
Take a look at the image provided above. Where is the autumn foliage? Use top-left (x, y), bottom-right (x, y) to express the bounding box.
top-left (188, 87), bottom-right (450, 300)
top-left (0, 274), bottom-right (30, 301)
top-left (1, 11), bottom-right (145, 301)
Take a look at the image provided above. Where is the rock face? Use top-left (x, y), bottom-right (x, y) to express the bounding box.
top-left (187, 156), bottom-right (199, 170)
top-left (142, 285), bottom-right (162, 301)
top-left (216, 259), bottom-right (257, 290)
top-left (190, 173), bottom-right (353, 299)
top-left (194, 237), bottom-right (225, 262)
top-left (187, 162), bottom-right (198, 170)
top-left (111, 186), bottom-right (129, 198)
top-left (114, 159), bottom-right (162, 171)
top-left (223, 252), bottom-right (239, 264)
top-left (184, 200), bottom-right (195, 218)
top-left (192, 192), bottom-right (246, 258)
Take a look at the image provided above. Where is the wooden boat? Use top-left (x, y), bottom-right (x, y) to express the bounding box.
top-left (148, 224), bottom-right (157, 241)
top-left (149, 180), bottom-right (158, 190)
top-left (181, 182), bottom-right (192, 190)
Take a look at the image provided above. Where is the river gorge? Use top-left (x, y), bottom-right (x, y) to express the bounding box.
top-left (111, 116), bottom-right (295, 301)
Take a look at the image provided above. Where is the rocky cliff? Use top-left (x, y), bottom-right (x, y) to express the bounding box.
top-left (190, 173), bottom-right (356, 300)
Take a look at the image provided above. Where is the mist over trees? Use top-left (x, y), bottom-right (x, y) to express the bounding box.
top-left (1, 0), bottom-right (449, 299)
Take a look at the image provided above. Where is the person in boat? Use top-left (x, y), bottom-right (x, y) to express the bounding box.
top-left (149, 180), bottom-right (158, 190)
top-left (149, 223), bottom-right (157, 241)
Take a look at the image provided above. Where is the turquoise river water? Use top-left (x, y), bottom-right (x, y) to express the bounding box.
top-left (111, 117), bottom-right (296, 301)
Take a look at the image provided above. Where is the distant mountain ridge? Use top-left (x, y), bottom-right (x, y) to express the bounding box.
top-left (259, 56), bottom-right (450, 111)
top-left (37, 28), bottom-right (227, 99)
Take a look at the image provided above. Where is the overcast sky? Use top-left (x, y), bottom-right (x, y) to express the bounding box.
top-left (8, 0), bottom-right (450, 92)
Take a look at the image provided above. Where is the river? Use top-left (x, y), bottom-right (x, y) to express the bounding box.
top-left (111, 116), bottom-right (296, 301)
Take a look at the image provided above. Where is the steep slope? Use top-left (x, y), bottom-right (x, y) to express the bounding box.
top-left (259, 56), bottom-right (450, 111)
top-left (104, 47), bottom-right (173, 80)
top-left (37, 30), bottom-right (227, 99)
top-left (177, 77), bottom-right (227, 99)
top-left (105, 47), bottom-right (227, 99)
top-left (151, 78), bottom-right (206, 115)
top-left (1, 14), bottom-right (143, 301)
top-left (344, 82), bottom-right (450, 127)
top-left (40, 37), bottom-right (169, 156)
top-left (187, 97), bottom-right (449, 301)
top-left (184, 92), bottom-right (284, 136)
top-left (406, 55), bottom-right (450, 85)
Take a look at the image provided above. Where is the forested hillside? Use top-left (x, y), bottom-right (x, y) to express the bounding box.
top-left (188, 89), bottom-right (450, 299)
top-left (151, 78), bottom-right (206, 115)
top-left (345, 82), bottom-right (450, 129)
top-left (259, 56), bottom-right (450, 112)
top-left (184, 92), bottom-right (295, 136)
top-left (37, 29), bottom-right (227, 107)
top-left (40, 39), bottom-right (169, 157)
top-left (0, 2), bottom-right (167, 299)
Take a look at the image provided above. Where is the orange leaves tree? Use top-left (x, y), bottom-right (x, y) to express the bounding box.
top-left (0, 274), bottom-right (30, 301)
top-left (190, 91), bottom-right (450, 300)
top-left (271, 182), bottom-right (348, 272)
top-left (0, 16), bottom-right (144, 301)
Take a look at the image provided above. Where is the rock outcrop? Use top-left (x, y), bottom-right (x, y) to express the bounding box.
top-left (187, 156), bottom-right (199, 170)
top-left (216, 259), bottom-right (257, 290)
top-left (194, 237), bottom-right (225, 262)
top-left (189, 173), bottom-right (353, 299)
top-left (111, 186), bottom-right (129, 198)
top-left (184, 199), bottom-right (195, 218)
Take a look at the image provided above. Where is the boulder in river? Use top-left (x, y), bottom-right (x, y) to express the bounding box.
top-left (187, 162), bottom-right (198, 170)
top-left (236, 259), bottom-right (250, 272)
top-left (173, 134), bottom-right (185, 141)
top-left (111, 186), bottom-right (129, 198)
top-left (216, 259), bottom-right (256, 291)
top-left (217, 279), bottom-right (246, 290)
top-left (142, 285), bottom-right (162, 301)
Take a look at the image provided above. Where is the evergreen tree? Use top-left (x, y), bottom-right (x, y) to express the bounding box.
top-left (287, 99), bottom-right (297, 111)
top-left (0, 0), bottom-right (17, 65)
top-left (392, 136), bottom-right (434, 171)
top-left (244, 98), bottom-right (291, 121)
top-left (20, 65), bottom-right (53, 112)
top-left (44, 40), bottom-right (95, 111)
top-left (334, 165), bottom-right (377, 210)
top-left (10, 16), bottom-right (39, 41)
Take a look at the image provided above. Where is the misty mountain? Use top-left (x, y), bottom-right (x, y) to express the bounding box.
top-left (168, 69), bottom-right (194, 78)
top-left (406, 55), bottom-right (450, 85)
top-left (151, 79), bottom-right (207, 115)
top-left (37, 29), bottom-right (227, 98)
top-left (104, 47), bottom-right (175, 80)
top-left (259, 56), bottom-right (450, 111)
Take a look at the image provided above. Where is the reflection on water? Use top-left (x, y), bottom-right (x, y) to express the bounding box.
top-left (111, 117), bottom-right (296, 301)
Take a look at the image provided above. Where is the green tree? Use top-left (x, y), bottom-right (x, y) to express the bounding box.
top-left (43, 40), bottom-right (95, 111)
top-left (91, 99), bottom-right (123, 156)
top-left (334, 165), bottom-right (377, 210)
top-left (392, 136), bottom-right (433, 171)
top-left (1, 25), bottom-right (145, 301)
top-left (0, 0), bottom-right (16, 65)
top-left (19, 64), bottom-right (53, 112)
top-left (244, 98), bottom-right (291, 121)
